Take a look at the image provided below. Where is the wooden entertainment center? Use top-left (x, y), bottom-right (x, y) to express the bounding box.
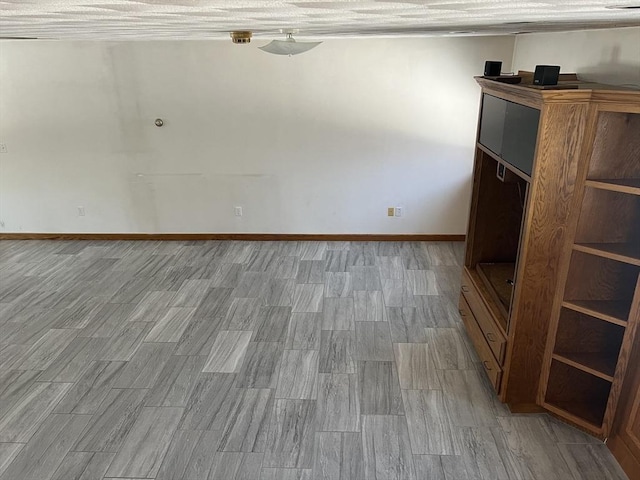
top-left (460, 73), bottom-right (640, 479)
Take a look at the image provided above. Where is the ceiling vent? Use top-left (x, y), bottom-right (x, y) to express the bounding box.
top-left (230, 31), bottom-right (252, 44)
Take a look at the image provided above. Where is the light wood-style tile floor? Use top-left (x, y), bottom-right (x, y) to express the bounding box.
top-left (0, 240), bottom-right (628, 480)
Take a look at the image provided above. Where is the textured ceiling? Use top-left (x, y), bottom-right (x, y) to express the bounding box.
top-left (0, 0), bottom-right (639, 40)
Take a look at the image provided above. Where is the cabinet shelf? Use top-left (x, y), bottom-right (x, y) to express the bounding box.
top-left (585, 178), bottom-right (640, 196)
top-left (573, 243), bottom-right (640, 267)
top-left (562, 300), bottom-right (630, 326)
top-left (544, 360), bottom-right (612, 430)
top-left (563, 251), bottom-right (638, 329)
top-left (553, 307), bottom-right (624, 383)
top-left (552, 352), bottom-right (616, 382)
top-left (544, 400), bottom-right (606, 431)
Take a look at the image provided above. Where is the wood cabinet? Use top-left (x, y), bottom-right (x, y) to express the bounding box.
top-left (461, 75), bottom-right (640, 478)
top-left (462, 76), bottom-right (594, 412)
top-left (537, 96), bottom-right (640, 479)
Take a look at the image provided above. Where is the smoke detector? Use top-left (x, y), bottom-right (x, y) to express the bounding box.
top-left (230, 31), bottom-right (252, 44)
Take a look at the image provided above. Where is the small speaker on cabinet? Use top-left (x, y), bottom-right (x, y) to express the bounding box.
top-left (484, 61), bottom-right (502, 76)
top-left (533, 65), bottom-right (561, 86)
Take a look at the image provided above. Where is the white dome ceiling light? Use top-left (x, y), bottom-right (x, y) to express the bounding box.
top-left (259, 31), bottom-right (322, 56)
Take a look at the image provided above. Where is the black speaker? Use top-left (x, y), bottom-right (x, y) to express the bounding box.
top-left (533, 65), bottom-right (560, 86)
top-left (484, 61), bottom-right (502, 76)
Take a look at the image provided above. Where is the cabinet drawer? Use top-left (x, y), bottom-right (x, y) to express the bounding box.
top-left (461, 269), bottom-right (507, 364)
top-left (459, 295), bottom-right (503, 392)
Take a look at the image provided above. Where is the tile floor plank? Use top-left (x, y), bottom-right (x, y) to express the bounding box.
top-left (261, 468), bottom-right (313, 480)
top-left (144, 354), bottom-right (205, 406)
top-left (16, 328), bottom-right (78, 371)
top-left (402, 389), bottom-right (461, 456)
top-left (236, 342), bottom-right (283, 389)
top-left (218, 388), bottom-right (273, 453)
top-left (180, 430), bottom-right (222, 479)
top-left (324, 272), bottom-right (353, 298)
top-left (293, 284), bottom-right (324, 313)
top-left (50, 451), bottom-right (94, 480)
top-left (355, 322), bottom-right (393, 361)
top-left (54, 360), bottom-right (126, 414)
top-left (427, 328), bottom-right (474, 370)
top-left (224, 297), bottom-right (264, 330)
top-left (0, 381), bottom-right (72, 442)
top-left (97, 321), bottom-right (151, 361)
top-left (37, 337), bottom-right (107, 382)
top-left (413, 455), bottom-right (446, 480)
top-left (498, 416), bottom-right (574, 480)
top-left (155, 429), bottom-right (205, 480)
top-left (296, 260), bottom-right (326, 284)
top-left (179, 372), bottom-right (237, 431)
top-left (559, 443), bottom-right (628, 480)
top-left (0, 414), bottom-right (91, 480)
top-left (0, 443), bottom-right (23, 478)
top-left (112, 342), bottom-right (175, 388)
top-left (144, 307), bottom-right (196, 343)
top-left (105, 406), bottom-right (183, 478)
top-left (322, 298), bottom-right (355, 330)
top-left (316, 374), bottom-right (360, 432)
top-left (73, 388), bottom-right (148, 452)
top-left (126, 290), bottom-right (175, 323)
top-left (394, 343), bottom-right (440, 390)
top-left (285, 313), bottom-right (322, 350)
top-left (354, 291), bottom-right (386, 323)
top-left (387, 307), bottom-right (428, 343)
top-left (203, 331), bottom-right (253, 373)
top-left (276, 350), bottom-right (319, 400)
top-left (264, 399), bottom-right (317, 469)
top-left (253, 306), bottom-right (292, 342)
top-left (438, 369), bottom-right (498, 427)
top-left (358, 361), bottom-right (404, 415)
top-left (362, 415), bottom-right (417, 480)
top-left (318, 330), bottom-right (356, 374)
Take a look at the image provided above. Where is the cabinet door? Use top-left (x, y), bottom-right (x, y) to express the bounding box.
top-left (609, 378), bottom-right (640, 479)
top-left (608, 303), bottom-right (640, 480)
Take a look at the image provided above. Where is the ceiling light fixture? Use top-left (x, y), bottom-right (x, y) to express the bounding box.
top-left (230, 31), bottom-right (252, 44)
top-left (259, 31), bottom-right (322, 56)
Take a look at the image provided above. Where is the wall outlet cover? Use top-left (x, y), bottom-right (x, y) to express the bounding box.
top-left (394, 207), bottom-right (402, 217)
top-left (387, 207), bottom-right (395, 217)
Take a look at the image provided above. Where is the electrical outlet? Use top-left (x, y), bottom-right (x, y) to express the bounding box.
top-left (234, 206), bottom-right (243, 217)
top-left (0, 143), bottom-right (7, 153)
top-left (78, 206), bottom-right (85, 217)
top-left (387, 207), bottom-right (395, 217)
top-left (395, 207), bottom-right (402, 217)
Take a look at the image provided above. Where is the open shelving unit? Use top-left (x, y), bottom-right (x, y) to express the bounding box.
top-left (539, 108), bottom-right (640, 438)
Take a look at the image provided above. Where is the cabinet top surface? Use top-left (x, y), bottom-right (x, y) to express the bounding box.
top-left (475, 76), bottom-right (640, 108)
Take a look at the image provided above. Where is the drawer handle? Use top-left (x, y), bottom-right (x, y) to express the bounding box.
top-left (461, 286), bottom-right (470, 293)
top-left (482, 361), bottom-right (493, 371)
top-left (458, 309), bottom-right (466, 317)
top-left (486, 332), bottom-right (496, 342)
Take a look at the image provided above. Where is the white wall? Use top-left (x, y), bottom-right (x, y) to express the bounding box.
top-left (0, 37), bottom-right (514, 234)
top-left (512, 27), bottom-right (640, 87)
